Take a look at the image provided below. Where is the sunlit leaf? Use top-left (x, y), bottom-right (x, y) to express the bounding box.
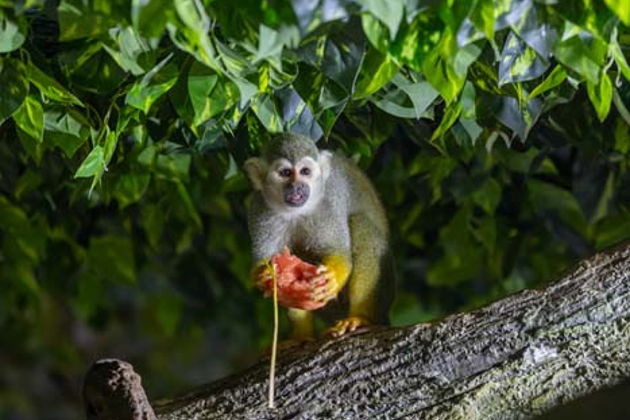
top-left (528, 65), bottom-right (567, 100)
top-left (586, 72), bottom-right (613, 122)
top-left (431, 101), bottom-right (462, 141)
top-left (187, 62), bottom-right (219, 126)
top-left (355, 48), bottom-right (399, 99)
top-left (44, 109), bottom-right (90, 157)
top-left (103, 26), bottom-right (154, 75)
top-left (0, 16), bottom-right (25, 53)
top-left (27, 63), bottom-right (83, 106)
top-left (74, 145), bottom-right (105, 179)
top-left (469, 0), bottom-right (494, 40)
top-left (57, 0), bottom-right (121, 41)
top-left (554, 31), bottom-right (607, 84)
top-left (498, 32), bottom-right (549, 85)
top-left (604, 0), bottom-right (630, 25)
top-left (362, 0), bottom-right (404, 40)
top-left (126, 53), bottom-right (178, 114)
top-left (12, 95), bottom-right (44, 143)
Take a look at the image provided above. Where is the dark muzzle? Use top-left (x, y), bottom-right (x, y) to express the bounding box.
top-left (284, 182), bottom-right (310, 207)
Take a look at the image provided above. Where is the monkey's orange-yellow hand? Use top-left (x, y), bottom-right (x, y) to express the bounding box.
top-left (312, 255), bottom-right (351, 302)
top-left (254, 249), bottom-right (342, 310)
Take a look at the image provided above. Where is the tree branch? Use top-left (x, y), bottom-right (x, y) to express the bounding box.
top-left (85, 243), bottom-right (630, 419)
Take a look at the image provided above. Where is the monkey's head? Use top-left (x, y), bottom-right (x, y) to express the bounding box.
top-left (244, 133), bottom-right (332, 215)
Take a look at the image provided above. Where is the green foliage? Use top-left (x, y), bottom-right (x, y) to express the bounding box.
top-left (1, 0), bottom-right (630, 418)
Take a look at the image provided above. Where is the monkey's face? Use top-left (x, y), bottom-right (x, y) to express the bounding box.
top-left (268, 157), bottom-right (319, 210)
top-left (244, 153), bottom-right (331, 215)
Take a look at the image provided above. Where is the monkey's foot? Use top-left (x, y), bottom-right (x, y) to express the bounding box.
top-left (325, 316), bottom-right (372, 338)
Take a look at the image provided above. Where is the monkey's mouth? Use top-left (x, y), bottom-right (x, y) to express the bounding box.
top-left (284, 183), bottom-right (310, 207)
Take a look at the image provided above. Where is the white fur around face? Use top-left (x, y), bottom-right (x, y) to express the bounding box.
top-left (245, 153), bottom-right (332, 218)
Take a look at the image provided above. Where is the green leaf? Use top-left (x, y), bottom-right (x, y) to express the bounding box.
top-left (362, 0), bottom-right (404, 40)
top-left (254, 24), bottom-right (284, 62)
top-left (87, 235), bottom-right (136, 284)
top-left (372, 75), bottom-right (438, 119)
top-left (472, 178), bottom-right (502, 214)
top-left (44, 109), bottom-right (90, 157)
top-left (528, 65), bottom-right (567, 100)
top-left (12, 95), bottom-right (44, 143)
top-left (391, 12), bottom-right (443, 71)
top-left (528, 179), bottom-right (588, 235)
top-left (167, 0), bottom-right (223, 73)
top-left (0, 58), bottom-right (28, 123)
top-left (460, 81), bottom-right (476, 119)
top-left (604, 0), bottom-right (630, 25)
top-left (153, 293), bottom-right (182, 336)
top-left (610, 36), bottom-right (630, 81)
top-left (361, 11), bottom-right (389, 53)
top-left (132, 0), bottom-right (175, 38)
top-left (74, 145), bottom-right (105, 178)
top-left (422, 32), bottom-right (478, 103)
top-left (469, 0), bottom-right (494, 40)
top-left (431, 101), bottom-right (462, 141)
top-left (114, 173), bottom-right (151, 208)
top-left (355, 48), bottom-right (399, 99)
top-left (126, 53), bottom-right (178, 114)
top-left (0, 16), bottom-right (25, 53)
top-left (187, 62), bottom-right (219, 126)
top-left (498, 32), bottom-right (549, 85)
top-left (175, 181), bottom-right (202, 229)
top-left (251, 93), bottom-right (282, 132)
top-left (57, 0), bottom-right (121, 41)
top-left (587, 72), bottom-right (613, 122)
top-left (155, 153), bottom-right (191, 181)
top-left (141, 204), bottom-right (165, 250)
top-left (27, 63), bottom-right (83, 106)
top-left (554, 31), bottom-right (607, 84)
top-left (102, 26), bottom-right (154, 76)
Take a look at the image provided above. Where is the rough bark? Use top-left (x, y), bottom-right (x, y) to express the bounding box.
top-left (85, 243), bottom-right (630, 419)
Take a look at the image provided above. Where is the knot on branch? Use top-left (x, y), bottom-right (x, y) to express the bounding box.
top-left (83, 358), bottom-right (156, 420)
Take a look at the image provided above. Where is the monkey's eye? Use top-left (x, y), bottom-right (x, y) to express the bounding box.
top-left (278, 168), bottom-right (292, 178)
top-left (300, 167), bottom-right (311, 176)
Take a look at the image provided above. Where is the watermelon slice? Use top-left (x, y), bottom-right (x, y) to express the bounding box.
top-left (268, 248), bottom-right (326, 310)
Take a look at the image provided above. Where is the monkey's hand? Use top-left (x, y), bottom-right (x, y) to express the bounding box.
top-left (309, 265), bottom-right (338, 304)
top-left (311, 255), bottom-right (352, 304)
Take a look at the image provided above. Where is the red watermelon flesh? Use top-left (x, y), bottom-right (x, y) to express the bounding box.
top-left (269, 248), bottom-right (325, 310)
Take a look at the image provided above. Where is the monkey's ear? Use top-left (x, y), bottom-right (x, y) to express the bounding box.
top-left (318, 150), bottom-right (333, 181)
top-left (243, 158), bottom-right (267, 190)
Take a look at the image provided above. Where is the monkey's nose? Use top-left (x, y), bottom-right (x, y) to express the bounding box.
top-left (284, 183), bottom-right (310, 207)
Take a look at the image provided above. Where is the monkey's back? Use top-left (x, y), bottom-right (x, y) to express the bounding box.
top-left (329, 153), bottom-right (388, 235)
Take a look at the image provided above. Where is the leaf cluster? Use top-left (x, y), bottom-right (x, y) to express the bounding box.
top-left (2, 1), bottom-right (630, 417)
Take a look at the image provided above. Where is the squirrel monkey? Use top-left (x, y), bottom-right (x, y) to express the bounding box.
top-left (244, 133), bottom-right (393, 339)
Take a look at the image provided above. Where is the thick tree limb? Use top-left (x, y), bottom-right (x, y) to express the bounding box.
top-left (85, 243), bottom-right (630, 419)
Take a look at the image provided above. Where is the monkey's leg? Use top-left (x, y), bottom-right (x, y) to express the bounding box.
top-left (287, 308), bottom-right (315, 340)
top-left (326, 215), bottom-right (386, 337)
